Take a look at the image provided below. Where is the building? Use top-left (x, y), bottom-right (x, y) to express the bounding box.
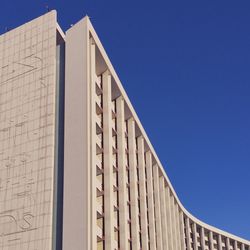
top-left (0, 10), bottom-right (249, 250)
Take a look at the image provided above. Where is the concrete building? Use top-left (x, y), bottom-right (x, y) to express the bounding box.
top-left (0, 10), bottom-right (249, 250)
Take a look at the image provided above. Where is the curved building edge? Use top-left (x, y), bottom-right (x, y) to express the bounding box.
top-left (77, 16), bottom-right (250, 249)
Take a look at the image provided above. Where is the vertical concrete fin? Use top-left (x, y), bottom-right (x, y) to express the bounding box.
top-left (127, 118), bottom-right (140, 249)
top-left (137, 136), bottom-right (149, 250)
top-left (116, 96), bottom-right (129, 250)
top-left (103, 70), bottom-right (115, 250)
top-left (153, 165), bottom-right (163, 250)
top-left (159, 177), bottom-right (169, 249)
top-left (145, 151), bottom-right (157, 250)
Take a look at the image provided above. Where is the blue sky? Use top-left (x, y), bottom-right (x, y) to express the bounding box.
top-left (1, 0), bottom-right (250, 239)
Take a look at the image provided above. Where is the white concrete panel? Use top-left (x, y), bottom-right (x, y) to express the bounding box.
top-left (63, 17), bottom-right (90, 250)
top-left (0, 11), bottom-right (57, 250)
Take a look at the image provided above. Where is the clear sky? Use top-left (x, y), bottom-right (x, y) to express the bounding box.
top-left (1, 0), bottom-right (249, 240)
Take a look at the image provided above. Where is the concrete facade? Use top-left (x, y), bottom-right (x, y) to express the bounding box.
top-left (0, 11), bottom-right (66, 249)
top-left (0, 11), bottom-right (250, 250)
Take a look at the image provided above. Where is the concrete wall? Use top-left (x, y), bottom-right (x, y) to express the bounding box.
top-left (63, 17), bottom-right (90, 250)
top-left (0, 11), bottom-right (58, 249)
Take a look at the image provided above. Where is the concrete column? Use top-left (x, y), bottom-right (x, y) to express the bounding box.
top-left (137, 136), bottom-right (149, 250)
top-left (90, 40), bottom-right (97, 250)
top-left (145, 151), bottom-right (156, 250)
top-left (175, 204), bottom-right (182, 249)
top-left (103, 70), bottom-right (114, 250)
top-left (153, 165), bottom-right (163, 250)
top-left (179, 211), bottom-right (186, 250)
top-left (170, 194), bottom-right (177, 249)
top-left (226, 238), bottom-right (230, 249)
top-left (159, 177), bottom-right (168, 249)
top-left (218, 234), bottom-right (222, 250)
top-left (165, 186), bottom-right (174, 250)
top-left (209, 231), bottom-right (214, 250)
top-left (192, 223), bottom-right (198, 250)
top-left (200, 227), bottom-right (205, 250)
top-left (116, 96), bottom-right (129, 250)
top-left (185, 217), bottom-right (192, 250)
top-left (175, 205), bottom-right (182, 250)
top-left (241, 243), bottom-right (245, 250)
top-left (127, 118), bottom-right (140, 250)
top-left (233, 241), bottom-right (238, 250)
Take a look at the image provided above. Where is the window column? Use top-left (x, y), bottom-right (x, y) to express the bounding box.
top-left (192, 223), bottom-right (198, 250)
top-left (200, 227), bottom-right (205, 249)
top-left (116, 96), bottom-right (129, 250)
top-left (127, 118), bottom-right (140, 250)
top-left (153, 165), bottom-right (163, 250)
top-left (102, 70), bottom-right (115, 250)
top-left (166, 186), bottom-right (174, 250)
top-left (175, 205), bottom-right (182, 250)
top-left (226, 238), bottom-right (230, 249)
top-left (179, 211), bottom-right (186, 250)
top-left (90, 39), bottom-right (97, 250)
top-left (159, 177), bottom-right (168, 249)
top-left (218, 234), bottom-right (222, 250)
top-left (137, 136), bottom-right (149, 250)
top-left (170, 194), bottom-right (177, 250)
top-left (145, 151), bottom-right (156, 250)
top-left (209, 231), bottom-right (214, 250)
top-left (185, 217), bottom-right (192, 250)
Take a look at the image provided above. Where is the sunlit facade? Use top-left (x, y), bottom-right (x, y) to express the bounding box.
top-left (0, 11), bottom-right (249, 250)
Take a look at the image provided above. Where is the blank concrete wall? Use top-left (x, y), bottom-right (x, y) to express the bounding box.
top-left (63, 17), bottom-right (90, 250)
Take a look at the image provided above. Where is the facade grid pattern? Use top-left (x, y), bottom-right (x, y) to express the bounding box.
top-left (0, 11), bottom-right (58, 249)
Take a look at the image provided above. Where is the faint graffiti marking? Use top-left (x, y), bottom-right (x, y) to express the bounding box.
top-left (0, 54), bottom-right (43, 85)
top-left (0, 211), bottom-right (35, 237)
